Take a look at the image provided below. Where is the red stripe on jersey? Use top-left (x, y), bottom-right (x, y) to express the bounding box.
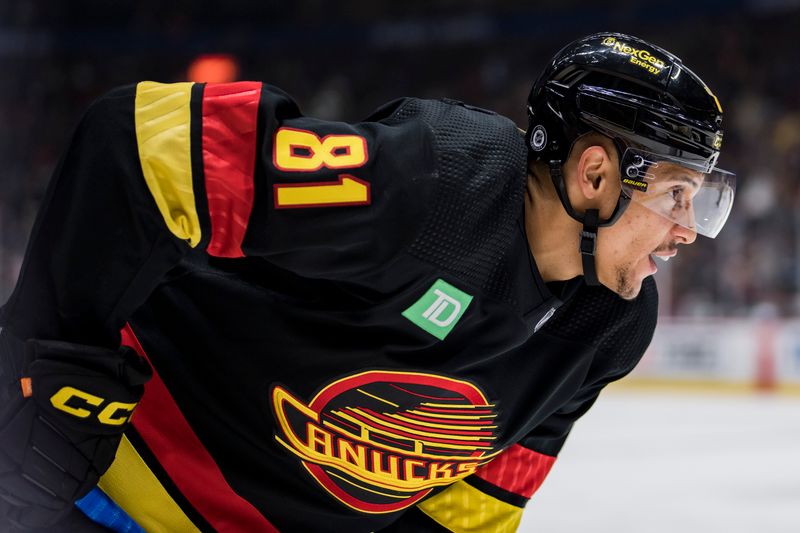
top-left (474, 444), bottom-right (556, 499)
top-left (121, 324), bottom-right (278, 532)
top-left (202, 82), bottom-right (261, 258)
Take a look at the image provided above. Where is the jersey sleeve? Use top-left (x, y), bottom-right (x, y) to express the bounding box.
top-left (0, 81), bottom-right (433, 347)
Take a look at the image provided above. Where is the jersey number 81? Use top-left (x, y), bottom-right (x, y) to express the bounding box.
top-left (273, 127), bottom-right (371, 209)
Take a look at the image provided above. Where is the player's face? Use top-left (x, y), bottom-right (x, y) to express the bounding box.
top-left (595, 163), bottom-right (701, 299)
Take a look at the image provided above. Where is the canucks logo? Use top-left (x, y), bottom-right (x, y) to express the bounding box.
top-left (271, 371), bottom-right (500, 513)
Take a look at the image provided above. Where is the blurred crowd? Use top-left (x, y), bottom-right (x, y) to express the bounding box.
top-left (1, 0), bottom-right (799, 317)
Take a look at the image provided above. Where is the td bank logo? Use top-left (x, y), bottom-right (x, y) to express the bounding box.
top-left (403, 279), bottom-right (473, 340)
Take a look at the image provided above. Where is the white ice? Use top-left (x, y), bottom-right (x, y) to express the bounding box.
top-left (519, 390), bottom-right (800, 533)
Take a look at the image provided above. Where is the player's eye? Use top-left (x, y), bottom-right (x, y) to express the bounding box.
top-left (670, 186), bottom-right (690, 212)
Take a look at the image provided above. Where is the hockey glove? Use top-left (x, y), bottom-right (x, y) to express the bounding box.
top-left (0, 330), bottom-right (151, 530)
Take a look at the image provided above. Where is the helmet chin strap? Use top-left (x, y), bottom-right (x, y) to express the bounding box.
top-left (579, 208), bottom-right (601, 286)
top-left (547, 161), bottom-right (626, 287)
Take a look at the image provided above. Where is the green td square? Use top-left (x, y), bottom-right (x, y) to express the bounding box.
top-left (402, 279), bottom-right (473, 340)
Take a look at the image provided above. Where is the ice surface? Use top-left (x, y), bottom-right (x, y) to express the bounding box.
top-left (519, 390), bottom-right (800, 533)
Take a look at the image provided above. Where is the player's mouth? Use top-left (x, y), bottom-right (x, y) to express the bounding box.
top-left (651, 249), bottom-right (678, 262)
top-left (647, 249), bottom-right (677, 275)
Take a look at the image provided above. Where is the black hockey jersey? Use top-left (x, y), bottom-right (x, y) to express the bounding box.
top-left (0, 81), bottom-right (657, 532)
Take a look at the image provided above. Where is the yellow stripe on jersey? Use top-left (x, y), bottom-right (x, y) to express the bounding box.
top-left (98, 435), bottom-right (200, 533)
top-left (418, 480), bottom-right (523, 533)
top-left (135, 81), bottom-right (201, 247)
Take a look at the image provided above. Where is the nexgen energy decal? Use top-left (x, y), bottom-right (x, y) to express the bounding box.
top-left (271, 371), bottom-right (501, 513)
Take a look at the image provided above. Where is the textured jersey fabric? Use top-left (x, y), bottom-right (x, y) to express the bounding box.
top-left (0, 81), bottom-right (658, 533)
top-left (392, 98), bottom-right (526, 305)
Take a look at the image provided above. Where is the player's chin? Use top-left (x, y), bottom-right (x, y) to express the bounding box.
top-left (610, 262), bottom-right (649, 300)
top-left (616, 280), bottom-right (642, 300)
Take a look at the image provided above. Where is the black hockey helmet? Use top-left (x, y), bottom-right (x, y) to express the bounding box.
top-left (526, 32), bottom-right (735, 284)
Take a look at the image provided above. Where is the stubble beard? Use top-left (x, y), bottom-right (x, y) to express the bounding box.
top-left (615, 265), bottom-right (640, 300)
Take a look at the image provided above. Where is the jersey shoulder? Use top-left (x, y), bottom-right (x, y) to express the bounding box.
top-left (382, 97), bottom-right (526, 184)
top-left (379, 98), bottom-right (529, 303)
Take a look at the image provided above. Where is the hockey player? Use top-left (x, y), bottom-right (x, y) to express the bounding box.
top-left (0, 32), bottom-right (734, 532)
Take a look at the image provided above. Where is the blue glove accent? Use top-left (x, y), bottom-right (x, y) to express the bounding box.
top-left (75, 488), bottom-right (144, 533)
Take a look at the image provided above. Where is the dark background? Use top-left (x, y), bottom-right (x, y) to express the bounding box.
top-left (2, 0), bottom-right (799, 317)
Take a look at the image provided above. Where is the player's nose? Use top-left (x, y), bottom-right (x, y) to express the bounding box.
top-left (672, 221), bottom-right (697, 245)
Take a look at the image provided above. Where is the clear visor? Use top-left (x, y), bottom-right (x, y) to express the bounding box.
top-left (620, 148), bottom-right (736, 238)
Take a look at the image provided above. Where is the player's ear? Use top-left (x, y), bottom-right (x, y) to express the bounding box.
top-left (572, 144), bottom-right (620, 218)
top-left (576, 145), bottom-right (612, 197)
